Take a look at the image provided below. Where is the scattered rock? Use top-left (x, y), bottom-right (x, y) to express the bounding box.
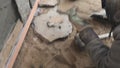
top-left (39, 0), bottom-right (58, 7)
top-left (33, 7), bottom-right (72, 42)
top-left (15, 0), bottom-right (31, 24)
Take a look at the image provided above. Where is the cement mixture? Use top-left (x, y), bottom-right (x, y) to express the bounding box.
top-left (13, 0), bottom-right (113, 68)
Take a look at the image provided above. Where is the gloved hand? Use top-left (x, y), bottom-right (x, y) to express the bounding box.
top-left (74, 27), bottom-right (99, 51)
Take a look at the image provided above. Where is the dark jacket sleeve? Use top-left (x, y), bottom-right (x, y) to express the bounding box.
top-left (102, 0), bottom-right (106, 9)
top-left (79, 26), bottom-right (120, 68)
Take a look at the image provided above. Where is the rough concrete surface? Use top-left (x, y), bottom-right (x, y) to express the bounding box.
top-left (13, 0), bottom-right (112, 68)
top-left (0, 0), bottom-right (18, 51)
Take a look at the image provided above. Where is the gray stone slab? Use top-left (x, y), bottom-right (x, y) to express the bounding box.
top-left (15, 0), bottom-right (31, 24)
top-left (0, 0), bottom-right (18, 51)
top-left (34, 7), bottom-right (72, 42)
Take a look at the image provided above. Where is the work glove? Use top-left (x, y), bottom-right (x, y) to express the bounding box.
top-left (74, 27), bottom-right (99, 51)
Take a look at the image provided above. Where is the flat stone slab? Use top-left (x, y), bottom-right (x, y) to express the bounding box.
top-left (39, 0), bottom-right (58, 7)
top-left (15, 0), bottom-right (31, 24)
top-left (33, 7), bottom-right (72, 42)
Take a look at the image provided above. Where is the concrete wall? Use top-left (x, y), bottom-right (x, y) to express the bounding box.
top-left (0, 0), bottom-right (19, 51)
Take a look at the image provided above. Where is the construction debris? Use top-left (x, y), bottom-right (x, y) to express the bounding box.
top-left (15, 0), bottom-right (31, 24)
top-left (39, 0), bottom-right (58, 7)
top-left (33, 7), bottom-right (72, 42)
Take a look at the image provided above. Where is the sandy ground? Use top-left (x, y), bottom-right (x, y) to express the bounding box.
top-left (13, 0), bottom-right (113, 68)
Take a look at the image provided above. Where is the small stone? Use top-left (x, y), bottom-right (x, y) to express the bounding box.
top-left (34, 8), bottom-right (41, 16)
top-left (39, 0), bottom-right (58, 7)
top-left (33, 7), bottom-right (72, 42)
top-left (33, 37), bottom-right (38, 42)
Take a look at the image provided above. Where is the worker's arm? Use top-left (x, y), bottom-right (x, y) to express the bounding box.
top-left (79, 25), bottom-right (120, 68)
top-left (79, 27), bottom-right (109, 68)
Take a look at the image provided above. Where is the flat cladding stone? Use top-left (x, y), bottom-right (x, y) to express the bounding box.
top-left (33, 7), bottom-right (73, 42)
